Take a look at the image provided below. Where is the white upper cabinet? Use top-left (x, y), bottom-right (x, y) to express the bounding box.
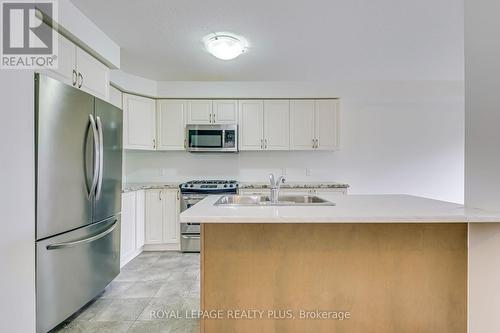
top-left (290, 100), bottom-right (316, 150)
top-left (157, 100), bottom-right (186, 150)
top-left (213, 100), bottom-right (238, 124)
top-left (239, 100), bottom-right (264, 150)
top-left (315, 100), bottom-right (340, 150)
top-left (290, 99), bottom-right (340, 150)
top-left (123, 94), bottom-right (156, 150)
top-left (239, 100), bottom-right (290, 151)
top-left (75, 47), bottom-right (110, 101)
top-left (187, 100), bottom-right (213, 124)
top-left (43, 32), bottom-right (76, 86)
top-left (264, 100), bottom-right (290, 150)
top-left (41, 30), bottom-right (110, 100)
top-left (187, 100), bottom-right (238, 124)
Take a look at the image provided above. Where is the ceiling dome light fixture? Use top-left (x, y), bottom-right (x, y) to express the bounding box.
top-left (203, 32), bottom-right (248, 60)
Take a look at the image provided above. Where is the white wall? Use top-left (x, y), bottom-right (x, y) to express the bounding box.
top-left (125, 80), bottom-right (464, 203)
top-left (0, 72), bottom-right (36, 333)
top-left (465, 0), bottom-right (500, 332)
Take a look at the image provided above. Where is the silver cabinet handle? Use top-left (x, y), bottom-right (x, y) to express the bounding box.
top-left (159, 190), bottom-right (162, 201)
top-left (184, 138), bottom-right (187, 149)
top-left (264, 139), bottom-right (268, 149)
top-left (260, 139), bottom-right (263, 149)
top-left (88, 114), bottom-right (100, 198)
top-left (77, 72), bottom-right (83, 88)
top-left (153, 138), bottom-right (156, 150)
top-left (95, 116), bottom-right (104, 200)
top-left (47, 220), bottom-right (117, 250)
top-left (312, 138), bottom-right (316, 149)
top-left (316, 138), bottom-right (319, 148)
top-left (72, 69), bottom-right (77, 86)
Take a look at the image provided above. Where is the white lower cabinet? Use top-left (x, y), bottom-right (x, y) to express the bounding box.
top-left (120, 190), bottom-right (145, 267)
top-left (145, 189), bottom-right (180, 249)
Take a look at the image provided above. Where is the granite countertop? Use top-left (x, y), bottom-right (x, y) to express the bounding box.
top-left (122, 183), bottom-right (180, 192)
top-left (179, 194), bottom-right (500, 224)
top-left (123, 181), bottom-right (349, 193)
top-left (239, 182), bottom-right (349, 189)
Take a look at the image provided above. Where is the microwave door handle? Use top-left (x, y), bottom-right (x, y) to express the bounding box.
top-left (95, 116), bottom-right (104, 200)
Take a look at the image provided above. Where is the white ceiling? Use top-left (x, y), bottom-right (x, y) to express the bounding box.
top-left (70, 0), bottom-right (464, 81)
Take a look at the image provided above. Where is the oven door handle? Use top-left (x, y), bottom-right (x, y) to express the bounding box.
top-left (182, 235), bottom-right (200, 239)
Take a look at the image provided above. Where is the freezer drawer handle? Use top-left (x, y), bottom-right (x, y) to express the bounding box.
top-left (46, 220), bottom-right (118, 250)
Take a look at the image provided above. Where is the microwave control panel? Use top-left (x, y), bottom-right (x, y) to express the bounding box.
top-left (223, 130), bottom-right (236, 148)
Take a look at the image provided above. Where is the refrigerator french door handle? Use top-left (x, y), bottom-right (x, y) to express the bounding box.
top-left (96, 116), bottom-right (104, 200)
top-left (46, 220), bottom-right (118, 250)
top-left (88, 114), bottom-right (100, 198)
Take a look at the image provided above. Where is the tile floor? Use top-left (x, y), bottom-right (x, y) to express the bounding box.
top-left (52, 251), bottom-right (200, 333)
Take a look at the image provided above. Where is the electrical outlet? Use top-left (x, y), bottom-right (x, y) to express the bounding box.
top-left (305, 168), bottom-right (312, 176)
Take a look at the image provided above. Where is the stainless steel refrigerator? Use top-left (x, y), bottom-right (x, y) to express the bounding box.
top-left (35, 74), bottom-right (122, 333)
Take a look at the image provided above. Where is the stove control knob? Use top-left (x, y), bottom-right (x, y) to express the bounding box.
top-left (224, 184), bottom-right (228, 188)
top-left (190, 184), bottom-right (194, 188)
top-left (229, 184), bottom-right (234, 187)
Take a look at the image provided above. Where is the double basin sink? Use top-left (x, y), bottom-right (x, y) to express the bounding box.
top-left (214, 195), bottom-right (336, 206)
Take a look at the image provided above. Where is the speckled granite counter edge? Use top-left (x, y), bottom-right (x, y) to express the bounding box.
top-left (239, 182), bottom-right (349, 189)
top-left (123, 182), bottom-right (349, 192)
top-left (122, 183), bottom-right (181, 192)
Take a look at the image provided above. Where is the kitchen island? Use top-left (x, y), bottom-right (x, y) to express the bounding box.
top-left (180, 194), bottom-right (500, 333)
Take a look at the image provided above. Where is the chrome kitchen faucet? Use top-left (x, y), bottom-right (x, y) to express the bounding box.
top-left (269, 173), bottom-right (286, 203)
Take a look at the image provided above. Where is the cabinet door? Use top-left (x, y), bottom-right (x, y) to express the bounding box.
top-left (123, 94), bottom-right (156, 150)
top-left (213, 100), bottom-right (238, 124)
top-left (187, 100), bottom-right (212, 124)
top-left (315, 100), bottom-right (340, 150)
top-left (264, 100), bottom-right (290, 150)
top-left (76, 47), bottom-right (110, 101)
top-left (157, 100), bottom-right (186, 150)
top-left (290, 100), bottom-right (315, 150)
top-left (162, 190), bottom-right (180, 244)
top-left (238, 100), bottom-right (264, 150)
top-left (42, 32), bottom-right (76, 86)
top-left (135, 190), bottom-right (145, 249)
top-left (120, 192), bottom-right (136, 261)
top-left (145, 190), bottom-right (164, 244)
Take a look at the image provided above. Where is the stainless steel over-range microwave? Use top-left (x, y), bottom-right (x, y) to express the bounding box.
top-left (185, 124), bottom-right (238, 152)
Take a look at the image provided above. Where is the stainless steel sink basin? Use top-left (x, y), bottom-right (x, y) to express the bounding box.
top-left (214, 195), bottom-right (335, 206)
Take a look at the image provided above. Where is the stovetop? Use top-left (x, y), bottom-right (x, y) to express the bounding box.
top-left (179, 180), bottom-right (239, 193)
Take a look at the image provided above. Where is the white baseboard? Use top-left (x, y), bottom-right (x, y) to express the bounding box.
top-left (143, 243), bottom-right (180, 251)
top-left (120, 246), bottom-right (143, 268)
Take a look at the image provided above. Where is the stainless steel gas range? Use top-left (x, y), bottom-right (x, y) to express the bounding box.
top-left (179, 180), bottom-right (238, 252)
